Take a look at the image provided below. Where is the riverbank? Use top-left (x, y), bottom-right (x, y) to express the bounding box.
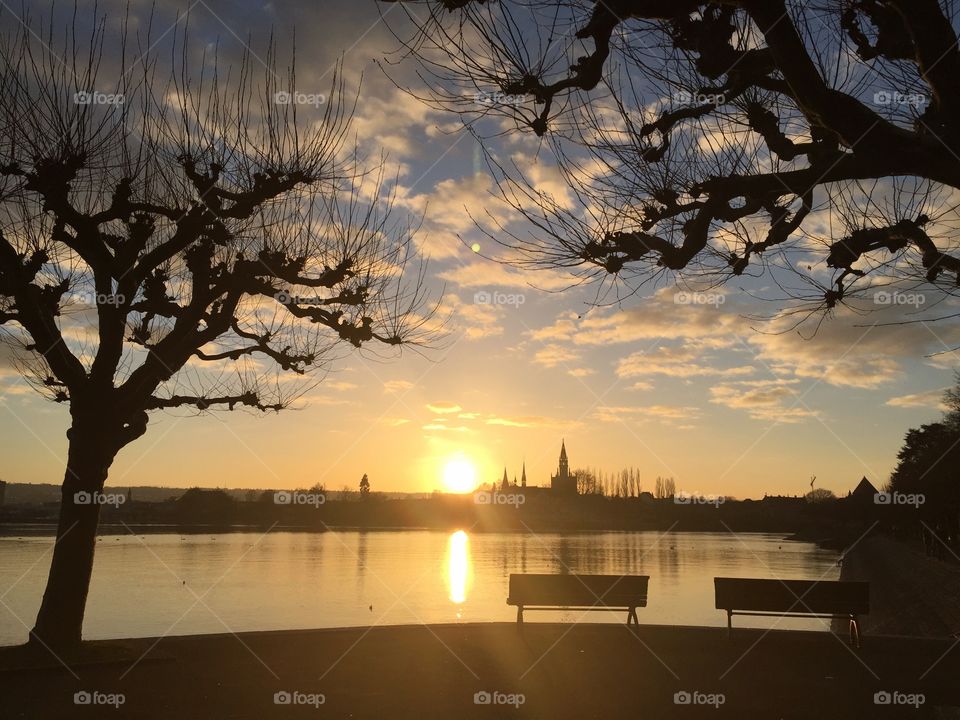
top-left (0, 489), bottom-right (881, 535)
top-left (1, 623), bottom-right (957, 719)
top-left (839, 533), bottom-right (960, 637)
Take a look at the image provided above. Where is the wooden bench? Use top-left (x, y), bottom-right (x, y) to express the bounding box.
top-left (714, 577), bottom-right (870, 647)
top-left (507, 574), bottom-right (649, 625)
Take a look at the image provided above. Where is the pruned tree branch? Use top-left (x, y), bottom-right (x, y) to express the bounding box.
top-left (385, 0), bottom-right (960, 317)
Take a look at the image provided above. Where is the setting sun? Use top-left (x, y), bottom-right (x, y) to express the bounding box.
top-left (442, 458), bottom-right (477, 493)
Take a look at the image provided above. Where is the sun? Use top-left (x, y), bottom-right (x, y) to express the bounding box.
top-left (443, 458), bottom-right (477, 493)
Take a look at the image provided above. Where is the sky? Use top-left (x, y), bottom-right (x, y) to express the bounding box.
top-left (1, 0), bottom-right (959, 500)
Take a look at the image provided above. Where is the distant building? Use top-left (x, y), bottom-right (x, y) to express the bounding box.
top-left (0, 479), bottom-right (5, 506)
top-left (550, 440), bottom-right (577, 495)
top-left (494, 443), bottom-right (577, 496)
top-left (761, 493), bottom-right (804, 507)
top-left (849, 476), bottom-right (879, 506)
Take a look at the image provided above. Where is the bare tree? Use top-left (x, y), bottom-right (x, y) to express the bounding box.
top-left (653, 476), bottom-right (676, 499)
top-left (805, 487), bottom-right (837, 503)
top-left (385, 1), bottom-right (960, 322)
top-left (573, 467), bottom-right (599, 494)
top-left (0, 13), bottom-right (439, 648)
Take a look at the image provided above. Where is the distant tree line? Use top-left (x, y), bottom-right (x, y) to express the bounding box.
top-left (572, 468), bottom-right (676, 499)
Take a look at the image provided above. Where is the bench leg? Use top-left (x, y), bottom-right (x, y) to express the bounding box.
top-left (516, 606), bottom-right (523, 624)
top-left (627, 607), bottom-right (638, 626)
top-left (726, 610), bottom-right (732, 638)
top-left (849, 616), bottom-right (860, 648)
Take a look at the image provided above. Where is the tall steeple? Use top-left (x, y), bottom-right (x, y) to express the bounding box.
top-left (521, 461), bottom-right (527, 488)
top-left (558, 439), bottom-right (569, 478)
top-left (501, 467), bottom-right (509, 490)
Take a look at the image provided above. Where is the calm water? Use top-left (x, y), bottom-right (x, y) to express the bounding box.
top-left (0, 530), bottom-right (839, 646)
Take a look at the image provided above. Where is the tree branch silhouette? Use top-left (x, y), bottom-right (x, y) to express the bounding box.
top-left (384, 0), bottom-right (960, 314)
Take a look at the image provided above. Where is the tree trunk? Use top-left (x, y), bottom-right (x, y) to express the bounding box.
top-left (29, 427), bottom-right (115, 649)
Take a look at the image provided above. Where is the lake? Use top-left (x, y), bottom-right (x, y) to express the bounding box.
top-left (0, 530), bottom-right (839, 646)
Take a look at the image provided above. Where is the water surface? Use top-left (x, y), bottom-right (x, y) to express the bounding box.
top-left (0, 530), bottom-right (839, 645)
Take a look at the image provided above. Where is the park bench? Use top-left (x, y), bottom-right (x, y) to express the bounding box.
top-left (714, 577), bottom-right (870, 647)
top-left (507, 573), bottom-right (649, 625)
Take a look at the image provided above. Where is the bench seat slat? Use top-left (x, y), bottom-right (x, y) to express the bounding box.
top-left (508, 574), bottom-right (648, 609)
top-left (714, 577), bottom-right (869, 615)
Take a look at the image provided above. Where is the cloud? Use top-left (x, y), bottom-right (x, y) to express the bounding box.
top-left (379, 417), bottom-right (411, 427)
top-left (485, 414), bottom-right (573, 429)
top-left (885, 388), bottom-right (949, 411)
top-left (445, 293), bottom-right (505, 341)
top-left (533, 344), bottom-right (580, 369)
top-left (300, 395), bottom-right (350, 407)
top-left (567, 368), bottom-right (595, 378)
top-left (709, 379), bottom-right (818, 423)
top-left (616, 345), bottom-right (754, 379)
top-left (427, 402), bottom-right (462, 414)
top-left (485, 416), bottom-right (534, 427)
top-left (531, 287), bottom-right (960, 390)
top-left (747, 322), bottom-right (908, 389)
top-left (422, 422), bottom-right (470, 432)
top-left (351, 88), bottom-right (438, 159)
top-left (528, 288), bottom-right (742, 346)
top-left (399, 173), bottom-right (514, 259)
top-left (323, 380), bottom-right (358, 392)
top-left (437, 258), bottom-right (572, 292)
top-left (0, 367), bottom-right (36, 398)
top-left (590, 404), bottom-right (701, 424)
top-left (383, 380), bottom-right (414, 394)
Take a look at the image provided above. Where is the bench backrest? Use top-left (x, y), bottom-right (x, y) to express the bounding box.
top-left (508, 574), bottom-right (649, 608)
top-left (714, 577), bottom-right (869, 615)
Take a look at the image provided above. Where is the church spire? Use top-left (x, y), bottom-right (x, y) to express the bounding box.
top-left (521, 461), bottom-right (527, 488)
top-left (501, 467), bottom-right (509, 490)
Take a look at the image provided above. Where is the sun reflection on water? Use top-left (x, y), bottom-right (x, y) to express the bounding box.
top-left (445, 530), bottom-right (472, 605)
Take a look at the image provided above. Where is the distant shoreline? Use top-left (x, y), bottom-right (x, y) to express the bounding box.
top-left (0, 522), bottom-right (824, 541)
top-left (2, 487), bottom-right (883, 537)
